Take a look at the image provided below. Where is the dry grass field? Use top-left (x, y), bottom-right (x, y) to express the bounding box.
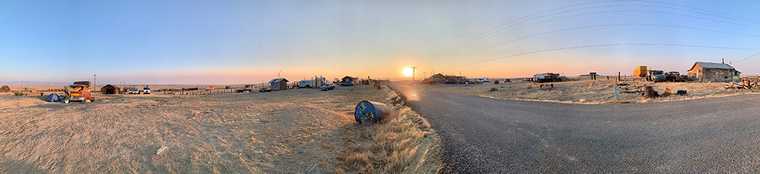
top-left (432, 79), bottom-right (758, 104)
top-left (0, 86), bottom-right (440, 173)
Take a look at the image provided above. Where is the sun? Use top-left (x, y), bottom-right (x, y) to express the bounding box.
top-left (402, 67), bottom-right (414, 77)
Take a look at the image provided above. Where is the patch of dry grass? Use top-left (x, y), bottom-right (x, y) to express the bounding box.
top-left (432, 79), bottom-right (760, 104)
top-left (336, 87), bottom-right (441, 174)
top-left (0, 87), bottom-right (392, 173)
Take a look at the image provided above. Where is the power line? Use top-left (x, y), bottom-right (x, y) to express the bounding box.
top-left (439, 8), bottom-right (760, 61)
top-left (486, 23), bottom-right (760, 51)
top-left (477, 8), bottom-right (756, 44)
top-left (470, 42), bottom-right (752, 66)
top-left (466, 1), bottom-right (757, 44)
top-left (736, 50), bottom-right (760, 63)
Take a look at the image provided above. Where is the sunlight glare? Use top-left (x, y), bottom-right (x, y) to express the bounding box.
top-left (402, 67), bottom-right (414, 77)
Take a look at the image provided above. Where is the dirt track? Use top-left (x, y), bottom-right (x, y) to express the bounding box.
top-left (0, 87), bottom-right (386, 173)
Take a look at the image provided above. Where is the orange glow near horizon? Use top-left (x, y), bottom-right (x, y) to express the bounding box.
top-left (402, 67), bottom-right (414, 77)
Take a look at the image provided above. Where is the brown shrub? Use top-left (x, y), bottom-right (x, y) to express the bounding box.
top-left (0, 85), bottom-right (10, 93)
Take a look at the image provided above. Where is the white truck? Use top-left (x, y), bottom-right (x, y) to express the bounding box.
top-left (126, 87), bottom-right (140, 94)
top-left (142, 87), bottom-right (151, 94)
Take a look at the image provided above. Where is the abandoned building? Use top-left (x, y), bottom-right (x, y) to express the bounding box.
top-left (532, 73), bottom-right (561, 83)
top-left (269, 78), bottom-right (289, 91)
top-left (687, 62), bottom-right (741, 82)
top-left (101, 84), bottom-right (120, 94)
top-left (423, 73), bottom-right (467, 84)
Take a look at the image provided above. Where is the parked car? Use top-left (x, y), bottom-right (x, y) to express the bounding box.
top-left (126, 87), bottom-right (141, 94)
top-left (236, 89), bottom-right (253, 93)
top-left (473, 78), bottom-right (490, 84)
top-left (142, 87), bottom-right (151, 94)
top-left (648, 70), bottom-right (667, 82)
top-left (320, 84), bottom-right (336, 91)
top-left (665, 71), bottom-right (686, 82)
top-left (298, 80), bottom-right (314, 88)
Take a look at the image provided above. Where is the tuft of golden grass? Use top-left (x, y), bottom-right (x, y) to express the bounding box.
top-left (336, 87), bottom-right (442, 174)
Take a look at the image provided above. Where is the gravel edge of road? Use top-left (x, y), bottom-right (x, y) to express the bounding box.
top-left (382, 85), bottom-right (444, 174)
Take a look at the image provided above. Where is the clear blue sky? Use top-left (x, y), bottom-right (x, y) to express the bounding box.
top-left (2, 0), bottom-right (760, 84)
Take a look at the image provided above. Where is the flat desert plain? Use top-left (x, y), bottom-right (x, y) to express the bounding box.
top-left (0, 87), bottom-right (387, 173)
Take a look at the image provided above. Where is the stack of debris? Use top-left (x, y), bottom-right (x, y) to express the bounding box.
top-left (640, 86), bottom-right (687, 98)
top-left (616, 83), bottom-right (642, 94)
top-left (642, 86), bottom-right (659, 98)
top-left (725, 79), bottom-right (757, 89)
top-left (726, 77), bottom-right (760, 89)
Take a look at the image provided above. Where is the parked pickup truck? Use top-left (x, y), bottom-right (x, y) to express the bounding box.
top-left (126, 87), bottom-right (141, 94)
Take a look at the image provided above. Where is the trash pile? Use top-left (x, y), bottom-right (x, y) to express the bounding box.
top-left (640, 86), bottom-right (687, 98)
top-left (725, 80), bottom-right (758, 89)
top-left (614, 82), bottom-right (689, 99)
top-left (44, 93), bottom-right (63, 102)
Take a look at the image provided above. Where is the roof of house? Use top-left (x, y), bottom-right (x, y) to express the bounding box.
top-left (270, 78), bottom-right (288, 83)
top-left (690, 62), bottom-right (735, 71)
top-left (534, 73), bottom-right (560, 76)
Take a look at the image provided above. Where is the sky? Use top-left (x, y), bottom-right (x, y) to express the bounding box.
top-left (2, 0), bottom-right (760, 84)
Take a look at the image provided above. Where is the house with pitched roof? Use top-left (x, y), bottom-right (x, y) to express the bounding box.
top-left (687, 62), bottom-right (740, 82)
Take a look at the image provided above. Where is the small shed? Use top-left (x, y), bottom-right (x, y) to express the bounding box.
top-left (101, 84), bottom-right (120, 94)
top-left (688, 62), bottom-right (740, 82)
top-left (269, 78), bottom-right (289, 91)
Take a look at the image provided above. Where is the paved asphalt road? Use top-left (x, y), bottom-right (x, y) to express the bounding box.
top-left (395, 84), bottom-right (760, 173)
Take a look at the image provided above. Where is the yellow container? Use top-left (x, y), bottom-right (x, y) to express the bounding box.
top-left (633, 66), bottom-right (648, 77)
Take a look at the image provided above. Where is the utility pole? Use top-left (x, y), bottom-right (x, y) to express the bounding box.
top-left (412, 66), bottom-right (416, 81)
